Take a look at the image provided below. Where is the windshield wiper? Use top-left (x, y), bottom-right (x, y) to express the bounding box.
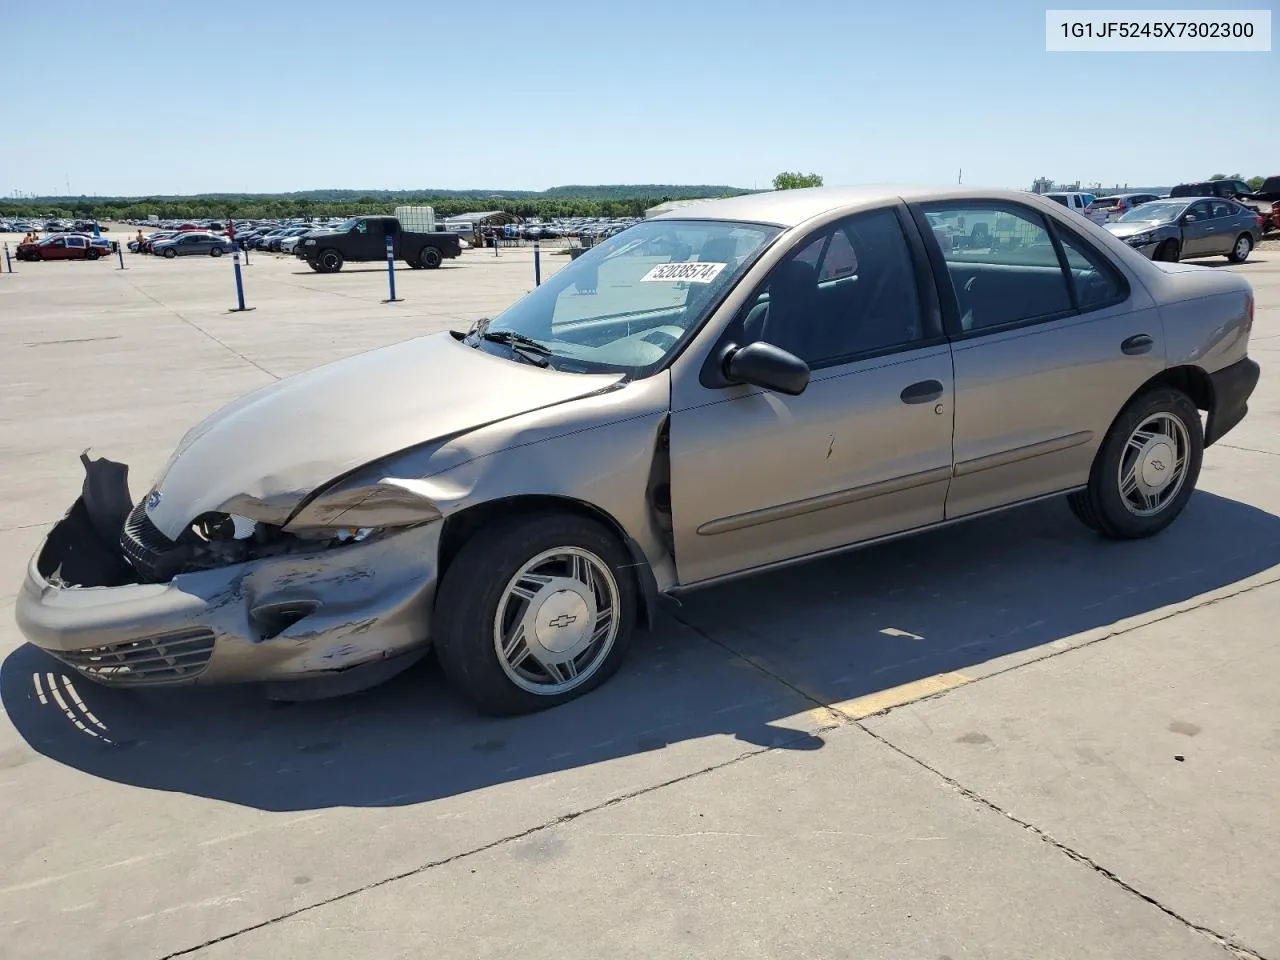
top-left (476, 329), bottom-right (552, 367)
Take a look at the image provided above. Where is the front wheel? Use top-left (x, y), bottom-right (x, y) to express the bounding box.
top-left (1228, 233), bottom-right (1252, 263)
top-left (420, 246), bottom-right (443, 269)
top-left (433, 512), bottom-right (637, 715)
top-left (1155, 239), bottom-right (1180, 262)
top-left (316, 248), bottom-right (343, 272)
top-left (163, 248), bottom-right (176, 259)
top-left (1067, 387), bottom-right (1203, 539)
top-left (86, 249), bottom-right (100, 260)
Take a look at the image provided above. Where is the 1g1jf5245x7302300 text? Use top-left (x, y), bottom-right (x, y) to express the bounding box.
top-left (1045, 9), bottom-right (1271, 51)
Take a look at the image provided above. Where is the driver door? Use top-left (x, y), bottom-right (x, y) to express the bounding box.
top-left (1180, 200), bottom-right (1217, 258)
top-left (45, 238), bottom-right (68, 260)
top-left (669, 205), bottom-right (955, 587)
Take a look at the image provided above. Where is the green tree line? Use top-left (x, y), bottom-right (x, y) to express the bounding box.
top-left (0, 185), bottom-right (751, 221)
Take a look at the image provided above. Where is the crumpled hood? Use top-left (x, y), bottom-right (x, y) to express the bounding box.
top-left (146, 332), bottom-right (624, 539)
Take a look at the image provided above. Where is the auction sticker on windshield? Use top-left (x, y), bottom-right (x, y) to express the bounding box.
top-left (640, 261), bottom-right (728, 283)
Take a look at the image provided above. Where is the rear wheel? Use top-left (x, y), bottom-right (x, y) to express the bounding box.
top-left (420, 246), bottom-right (443, 269)
top-left (1155, 239), bottom-right (1180, 262)
top-left (211, 247), bottom-right (223, 257)
top-left (1067, 387), bottom-right (1203, 539)
top-left (86, 249), bottom-right (100, 260)
top-left (1228, 233), bottom-right (1252, 263)
top-left (433, 512), bottom-right (637, 715)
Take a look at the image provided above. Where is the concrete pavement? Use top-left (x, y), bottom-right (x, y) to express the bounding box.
top-left (1, 234), bottom-right (1277, 959)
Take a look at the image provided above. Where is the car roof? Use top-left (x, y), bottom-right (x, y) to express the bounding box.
top-left (648, 185), bottom-right (1073, 228)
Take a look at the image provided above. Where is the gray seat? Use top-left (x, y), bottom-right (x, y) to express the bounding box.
top-left (760, 260), bottom-right (821, 361)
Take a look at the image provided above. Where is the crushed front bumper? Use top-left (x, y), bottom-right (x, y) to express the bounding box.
top-left (15, 462), bottom-right (442, 695)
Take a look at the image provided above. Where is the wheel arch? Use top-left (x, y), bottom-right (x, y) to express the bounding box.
top-left (1121, 364), bottom-right (1216, 440)
top-left (437, 494), bottom-right (660, 629)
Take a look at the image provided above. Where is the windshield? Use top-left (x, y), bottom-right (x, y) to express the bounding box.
top-left (1116, 201), bottom-right (1186, 223)
top-left (475, 218), bottom-right (780, 376)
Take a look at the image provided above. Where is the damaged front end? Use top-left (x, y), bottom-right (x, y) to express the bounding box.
top-left (16, 454), bottom-right (441, 697)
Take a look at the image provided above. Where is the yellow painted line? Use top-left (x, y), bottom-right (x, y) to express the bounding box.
top-left (829, 671), bottom-right (973, 720)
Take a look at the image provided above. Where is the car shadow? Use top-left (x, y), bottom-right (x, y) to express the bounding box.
top-left (4, 490), bottom-right (1278, 812)
top-left (288, 267), bottom-right (461, 276)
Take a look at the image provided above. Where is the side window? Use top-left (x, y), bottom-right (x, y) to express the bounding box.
top-left (1210, 200), bottom-right (1234, 220)
top-left (745, 207), bottom-right (924, 366)
top-left (1188, 201), bottom-right (1212, 221)
top-left (1055, 228), bottom-right (1127, 312)
top-left (922, 202), bottom-right (1073, 333)
top-left (67, 237), bottom-right (84, 248)
top-left (354, 220), bottom-right (368, 234)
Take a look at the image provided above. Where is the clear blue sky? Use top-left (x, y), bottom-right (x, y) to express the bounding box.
top-left (4, 0), bottom-right (1276, 196)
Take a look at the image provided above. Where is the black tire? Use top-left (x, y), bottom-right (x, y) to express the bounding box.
top-left (163, 247), bottom-right (176, 259)
top-left (1155, 239), bottom-right (1180, 262)
top-left (420, 246), bottom-right (443, 269)
top-left (407, 259), bottom-right (423, 269)
top-left (86, 249), bottom-right (100, 260)
top-left (433, 511), bottom-right (638, 715)
top-left (316, 248), bottom-right (343, 272)
top-left (1067, 387), bottom-right (1203, 540)
top-left (1227, 233), bottom-right (1252, 263)
top-left (211, 246), bottom-right (223, 257)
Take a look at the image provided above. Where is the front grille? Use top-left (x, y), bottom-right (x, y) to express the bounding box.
top-left (120, 501), bottom-right (178, 582)
top-left (51, 628), bottom-right (216, 686)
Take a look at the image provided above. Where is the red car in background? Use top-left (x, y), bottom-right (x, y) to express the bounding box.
top-left (15, 234), bottom-right (110, 262)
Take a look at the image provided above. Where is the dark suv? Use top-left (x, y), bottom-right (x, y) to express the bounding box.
top-left (1170, 179), bottom-right (1272, 231)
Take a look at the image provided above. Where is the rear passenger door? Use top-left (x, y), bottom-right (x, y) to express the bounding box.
top-left (911, 199), bottom-right (1165, 520)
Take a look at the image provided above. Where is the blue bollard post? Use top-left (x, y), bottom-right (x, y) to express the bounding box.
top-left (383, 233), bottom-right (400, 302)
top-left (3, 243), bottom-right (11, 273)
top-left (534, 238), bottom-right (541, 286)
top-left (116, 242), bottom-right (125, 270)
top-left (494, 232), bottom-right (499, 257)
top-left (228, 248), bottom-right (254, 313)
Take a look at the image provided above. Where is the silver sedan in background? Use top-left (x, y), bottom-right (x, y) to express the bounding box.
top-left (1104, 197), bottom-right (1261, 263)
top-left (152, 232), bottom-right (235, 258)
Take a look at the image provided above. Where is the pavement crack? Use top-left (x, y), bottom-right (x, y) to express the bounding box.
top-left (1219, 442), bottom-right (1280, 457)
top-left (855, 723), bottom-right (1267, 960)
top-left (155, 727), bottom-right (831, 959)
top-left (120, 275), bottom-right (280, 380)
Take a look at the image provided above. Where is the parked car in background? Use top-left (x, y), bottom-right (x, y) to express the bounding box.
top-left (15, 233), bottom-right (109, 261)
top-left (1171, 178), bottom-right (1273, 231)
top-left (15, 186), bottom-right (1260, 715)
top-left (1042, 191), bottom-right (1096, 214)
top-left (1084, 193), bottom-right (1161, 224)
top-left (152, 232), bottom-right (235, 258)
top-left (132, 231), bottom-right (180, 253)
top-left (1248, 175), bottom-right (1280, 233)
top-left (296, 215), bottom-right (461, 272)
top-left (1104, 197), bottom-right (1260, 262)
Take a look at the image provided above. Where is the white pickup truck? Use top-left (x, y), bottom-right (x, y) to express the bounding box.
top-left (1041, 191), bottom-right (1096, 215)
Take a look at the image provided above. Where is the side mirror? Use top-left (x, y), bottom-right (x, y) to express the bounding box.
top-left (724, 341), bottom-right (810, 396)
top-left (1182, 214), bottom-right (1196, 223)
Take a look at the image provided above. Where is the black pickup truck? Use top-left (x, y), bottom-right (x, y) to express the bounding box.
top-left (295, 215), bottom-right (462, 272)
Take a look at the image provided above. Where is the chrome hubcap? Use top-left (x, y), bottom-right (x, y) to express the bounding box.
top-left (494, 547), bottom-right (619, 695)
top-left (1236, 237), bottom-right (1249, 259)
top-left (1118, 413), bottom-right (1190, 516)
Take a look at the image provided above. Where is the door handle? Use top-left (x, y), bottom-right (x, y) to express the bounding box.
top-left (1121, 334), bottom-right (1154, 355)
top-left (900, 379), bottom-right (945, 404)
